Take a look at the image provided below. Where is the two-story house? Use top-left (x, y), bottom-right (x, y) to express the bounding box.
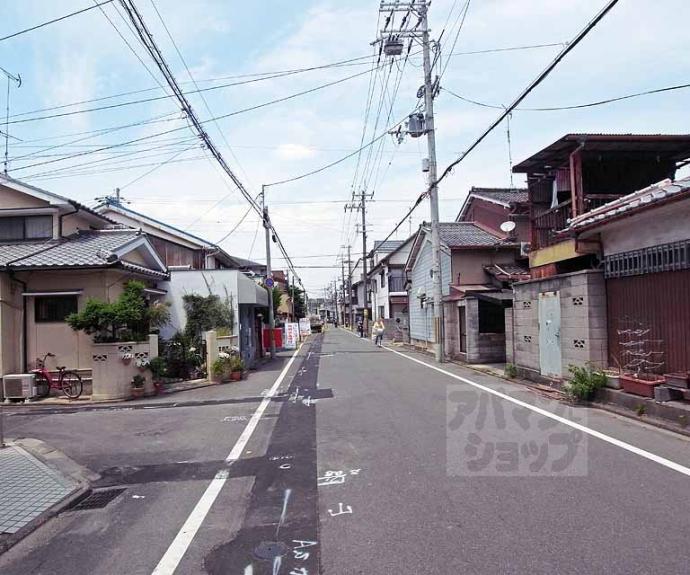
top-left (0, 176), bottom-right (168, 378)
top-left (509, 133), bottom-right (690, 381)
top-left (97, 200), bottom-right (269, 367)
top-left (369, 238), bottom-right (413, 321)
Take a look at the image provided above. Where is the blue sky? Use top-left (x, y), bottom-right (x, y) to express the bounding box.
top-left (2, 0), bottom-right (689, 293)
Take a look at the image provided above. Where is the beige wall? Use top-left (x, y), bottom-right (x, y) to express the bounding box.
top-left (0, 184), bottom-right (49, 209)
top-left (450, 248), bottom-right (518, 286)
top-left (0, 273), bottom-right (22, 375)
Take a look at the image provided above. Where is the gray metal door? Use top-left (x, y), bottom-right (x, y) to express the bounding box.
top-left (539, 291), bottom-right (562, 378)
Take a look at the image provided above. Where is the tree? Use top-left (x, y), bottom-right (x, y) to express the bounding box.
top-left (182, 293), bottom-right (234, 344)
top-left (67, 280), bottom-right (169, 342)
top-left (271, 286), bottom-right (282, 318)
top-left (288, 285), bottom-right (306, 319)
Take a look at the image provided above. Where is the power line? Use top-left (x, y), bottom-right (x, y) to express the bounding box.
top-left (0, 0), bottom-right (116, 43)
top-left (434, 0), bottom-right (621, 189)
top-left (442, 82), bottom-right (690, 111)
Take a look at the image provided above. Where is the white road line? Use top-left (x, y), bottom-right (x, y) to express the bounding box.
top-left (151, 344), bottom-right (304, 575)
top-left (383, 345), bottom-right (690, 478)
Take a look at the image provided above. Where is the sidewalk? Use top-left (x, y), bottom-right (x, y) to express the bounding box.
top-left (0, 444), bottom-right (77, 540)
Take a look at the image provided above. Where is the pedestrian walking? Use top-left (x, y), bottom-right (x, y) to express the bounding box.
top-left (373, 318), bottom-right (385, 347)
top-left (357, 319), bottom-right (364, 338)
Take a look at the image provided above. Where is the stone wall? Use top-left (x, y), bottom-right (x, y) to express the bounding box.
top-left (512, 270), bottom-right (608, 380)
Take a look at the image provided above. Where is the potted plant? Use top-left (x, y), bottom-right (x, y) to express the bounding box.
top-left (230, 356), bottom-right (245, 381)
top-left (131, 374), bottom-right (146, 399)
top-left (211, 352), bottom-right (232, 383)
top-left (148, 356), bottom-right (167, 394)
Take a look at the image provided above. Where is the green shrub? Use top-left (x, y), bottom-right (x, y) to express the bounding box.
top-left (564, 363), bottom-right (607, 401)
top-left (163, 331), bottom-right (202, 379)
top-left (230, 356), bottom-right (245, 373)
top-left (505, 363), bottom-right (518, 379)
top-left (212, 352), bottom-right (233, 377)
top-left (67, 281), bottom-right (169, 342)
top-left (148, 356), bottom-right (167, 380)
top-left (182, 292), bottom-right (233, 344)
top-left (131, 374), bottom-right (146, 389)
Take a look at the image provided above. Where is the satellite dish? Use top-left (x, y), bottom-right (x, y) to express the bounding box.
top-left (500, 221), bottom-right (517, 234)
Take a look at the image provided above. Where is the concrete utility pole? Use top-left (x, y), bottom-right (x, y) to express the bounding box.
top-left (340, 257), bottom-right (346, 326)
top-left (377, 1), bottom-right (443, 361)
top-left (262, 185), bottom-right (276, 359)
top-left (346, 244), bottom-right (353, 328)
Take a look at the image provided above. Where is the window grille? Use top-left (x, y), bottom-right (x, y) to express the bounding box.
top-left (604, 239), bottom-right (690, 278)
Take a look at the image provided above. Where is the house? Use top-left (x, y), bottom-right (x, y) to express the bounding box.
top-left (349, 257), bottom-right (368, 324)
top-left (368, 237), bottom-right (413, 323)
top-left (406, 221), bottom-right (526, 362)
top-left (509, 134), bottom-right (690, 381)
top-left (0, 175), bottom-right (168, 378)
top-left (455, 187), bottom-right (529, 241)
top-left (563, 176), bottom-right (690, 384)
top-left (97, 200), bottom-right (269, 367)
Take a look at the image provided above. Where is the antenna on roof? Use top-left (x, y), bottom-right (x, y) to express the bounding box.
top-left (95, 187), bottom-right (130, 207)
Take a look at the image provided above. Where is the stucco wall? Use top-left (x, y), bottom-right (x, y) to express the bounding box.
top-left (598, 201), bottom-right (690, 256)
top-left (0, 273), bottom-right (22, 376)
top-left (512, 270), bottom-right (607, 379)
top-left (450, 249), bottom-right (518, 286)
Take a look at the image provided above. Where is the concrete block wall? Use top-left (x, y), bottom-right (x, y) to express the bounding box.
top-left (505, 309), bottom-right (514, 364)
top-left (512, 270), bottom-right (608, 379)
top-left (444, 302), bottom-right (459, 359)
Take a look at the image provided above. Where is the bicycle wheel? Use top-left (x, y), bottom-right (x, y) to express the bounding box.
top-left (60, 371), bottom-right (83, 399)
top-left (34, 373), bottom-right (50, 398)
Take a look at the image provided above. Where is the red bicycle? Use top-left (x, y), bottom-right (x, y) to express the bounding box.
top-left (32, 353), bottom-right (83, 399)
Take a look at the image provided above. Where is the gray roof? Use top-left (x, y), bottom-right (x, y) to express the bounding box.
top-left (229, 255), bottom-right (265, 270)
top-left (373, 239), bottom-right (405, 253)
top-left (439, 222), bottom-right (508, 248)
top-left (566, 176), bottom-right (690, 232)
top-left (0, 230), bottom-right (166, 278)
top-left (469, 188), bottom-right (528, 205)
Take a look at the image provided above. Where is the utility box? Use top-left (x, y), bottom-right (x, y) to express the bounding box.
top-left (3, 374), bottom-right (37, 401)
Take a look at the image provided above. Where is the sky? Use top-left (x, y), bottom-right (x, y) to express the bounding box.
top-left (2, 0), bottom-right (690, 296)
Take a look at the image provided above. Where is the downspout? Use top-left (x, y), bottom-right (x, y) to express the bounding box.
top-left (59, 203), bottom-right (80, 237)
top-left (8, 270), bottom-right (28, 372)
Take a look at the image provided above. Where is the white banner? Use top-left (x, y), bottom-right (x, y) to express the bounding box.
top-left (284, 322), bottom-right (299, 349)
top-left (299, 318), bottom-right (311, 338)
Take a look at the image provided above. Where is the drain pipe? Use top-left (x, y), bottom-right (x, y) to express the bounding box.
top-left (59, 204), bottom-right (79, 237)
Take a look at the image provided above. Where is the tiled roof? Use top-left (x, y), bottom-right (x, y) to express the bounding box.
top-left (373, 239), bottom-right (405, 252)
top-left (439, 222), bottom-right (509, 248)
top-left (566, 177), bottom-right (690, 232)
top-left (0, 230), bottom-right (146, 270)
top-left (484, 263), bottom-right (530, 280)
top-left (469, 188), bottom-right (528, 205)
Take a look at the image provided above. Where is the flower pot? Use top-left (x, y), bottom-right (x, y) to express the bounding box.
top-left (131, 387), bottom-right (145, 399)
top-left (620, 374), bottom-right (664, 398)
top-left (230, 371), bottom-right (242, 381)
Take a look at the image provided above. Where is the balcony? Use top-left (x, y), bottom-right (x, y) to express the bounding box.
top-left (388, 276), bottom-right (406, 294)
top-left (533, 200), bottom-right (571, 249)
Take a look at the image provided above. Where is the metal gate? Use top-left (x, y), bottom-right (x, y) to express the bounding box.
top-left (539, 291), bottom-right (562, 378)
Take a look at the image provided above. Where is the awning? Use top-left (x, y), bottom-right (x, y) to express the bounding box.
top-left (22, 290), bottom-right (83, 297)
top-left (473, 290), bottom-right (515, 307)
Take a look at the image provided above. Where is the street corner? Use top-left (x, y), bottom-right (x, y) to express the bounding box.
top-left (445, 385), bottom-right (588, 478)
top-left (0, 439), bottom-right (91, 554)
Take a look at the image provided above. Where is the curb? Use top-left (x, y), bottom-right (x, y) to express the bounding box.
top-left (0, 439), bottom-right (97, 556)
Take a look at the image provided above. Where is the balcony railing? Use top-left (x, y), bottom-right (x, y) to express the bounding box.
top-left (388, 276), bottom-right (406, 293)
top-left (533, 200), bottom-right (571, 249)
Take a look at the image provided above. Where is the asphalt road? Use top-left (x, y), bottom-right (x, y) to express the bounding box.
top-left (1, 328), bottom-right (689, 574)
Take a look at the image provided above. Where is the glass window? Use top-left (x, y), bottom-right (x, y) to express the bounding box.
top-left (0, 217), bottom-right (24, 241)
top-left (25, 216), bottom-right (53, 239)
top-left (35, 295), bottom-right (78, 323)
top-left (0, 215), bottom-right (53, 241)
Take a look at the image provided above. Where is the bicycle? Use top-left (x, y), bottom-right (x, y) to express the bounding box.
top-left (32, 353), bottom-right (83, 399)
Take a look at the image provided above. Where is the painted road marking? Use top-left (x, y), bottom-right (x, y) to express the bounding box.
top-left (383, 345), bottom-right (690, 478)
top-left (151, 344), bottom-right (304, 575)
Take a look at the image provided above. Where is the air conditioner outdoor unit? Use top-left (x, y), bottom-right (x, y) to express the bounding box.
top-left (520, 242), bottom-right (531, 257)
top-left (2, 373), bottom-right (37, 401)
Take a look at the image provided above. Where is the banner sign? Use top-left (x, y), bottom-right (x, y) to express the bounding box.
top-left (299, 318), bottom-right (311, 338)
top-left (284, 322), bottom-right (299, 349)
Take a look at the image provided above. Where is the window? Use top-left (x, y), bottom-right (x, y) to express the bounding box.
top-left (35, 295), bottom-right (78, 323)
top-left (0, 215), bottom-right (53, 241)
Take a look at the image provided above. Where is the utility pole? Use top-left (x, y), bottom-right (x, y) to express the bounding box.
top-left (377, 1), bottom-right (443, 362)
top-left (340, 256), bottom-right (346, 326)
top-left (346, 244), bottom-right (353, 328)
top-left (262, 185), bottom-right (276, 359)
top-left (346, 192), bottom-right (372, 336)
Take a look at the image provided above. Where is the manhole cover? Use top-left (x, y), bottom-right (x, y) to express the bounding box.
top-left (253, 540), bottom-right (289, 561)
top-left (70, 488), bottom-right (126, 510)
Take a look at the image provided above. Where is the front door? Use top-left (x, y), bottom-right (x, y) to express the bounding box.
top-left (538, 291), bottom-right (562, 378)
